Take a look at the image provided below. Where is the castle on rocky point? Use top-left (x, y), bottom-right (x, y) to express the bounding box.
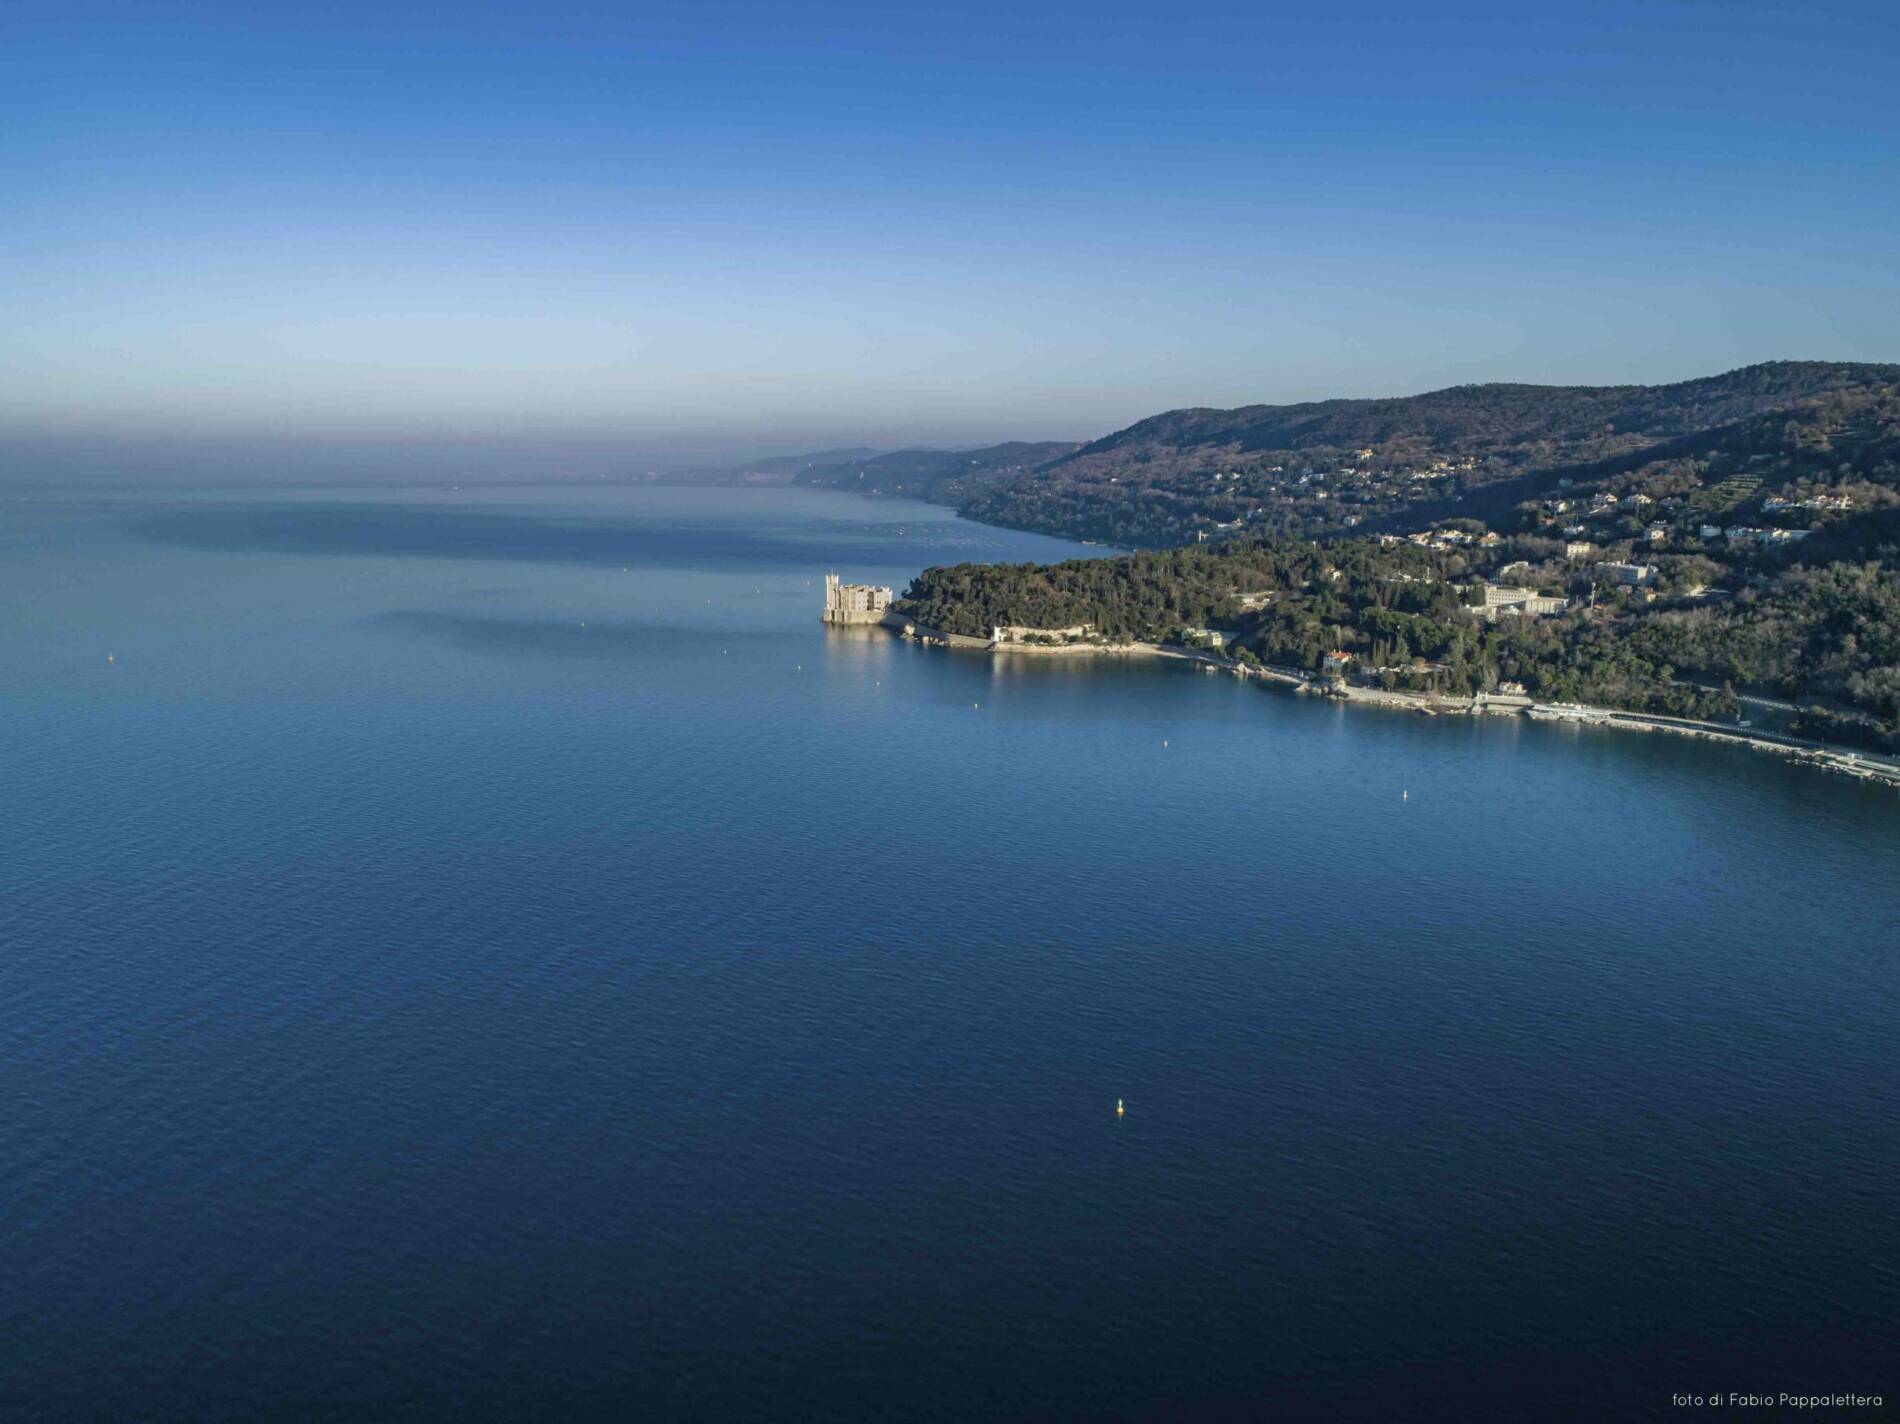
top-left (821, 572), bottom-right (894, 625)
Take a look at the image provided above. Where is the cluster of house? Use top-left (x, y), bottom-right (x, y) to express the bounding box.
top-left (1700, 524), bottom-right (1815, 546)
top-left (1213, 447), bottom-right (1487, 511)
top-left (1590, 491), bottom-right (1642, 514)
top-left (1535, 484), bottom-right (1848, 554)
top-left (1317, 647), bottom-right (1528, 696)
top-left (1763, 493), bottom-right (1852, 513)
top-left (1405, 527), bottom-right (1504, 552)
top-left (1544, 490), bottom-right (1706, 544)
top-left (1595, 560), bottom-right (1657, 586)
top-left (990, 621), bottom-right (1096, 645)
top-left (1546, 490), bottom-right (1665, 517)
top-left (1350, 447), bottom-right (1477, 478)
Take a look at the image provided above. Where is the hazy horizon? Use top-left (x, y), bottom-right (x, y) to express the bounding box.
top-left (12, 351), bottom-right (1900, 487)
top-left (5, 0), bottom-right (1898, 482)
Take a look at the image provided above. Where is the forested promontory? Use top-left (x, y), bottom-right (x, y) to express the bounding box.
top-left (895, 374), bottom-right (1900, 750)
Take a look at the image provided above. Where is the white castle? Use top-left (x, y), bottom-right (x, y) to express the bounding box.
top-left (821, 571), bottom-right (894, 625)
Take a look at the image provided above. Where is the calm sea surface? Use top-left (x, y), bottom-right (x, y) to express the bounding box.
top-left (4, 484), bottom-right (1897, 1422)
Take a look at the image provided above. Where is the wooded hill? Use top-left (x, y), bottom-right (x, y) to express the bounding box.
top-left (958, 362), bottom-right (1900, 547)
top-left (896, 523), bottom-right (1900, 751)
top-left (895, 376), bottom-right (1900, 753)
top-left (685, 441), bottom-right (1080, 497)
top-left (788, 441), bottom-right (1080, 504)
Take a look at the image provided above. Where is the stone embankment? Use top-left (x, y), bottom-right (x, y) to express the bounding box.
top-left (1314, 671), bottom-right (1900, 789)
top-left (886, 617), bottom-right (1900, 793)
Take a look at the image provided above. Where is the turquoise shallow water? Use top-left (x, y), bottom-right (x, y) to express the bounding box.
top-left (4, 484), bottom-right (1898, 1421)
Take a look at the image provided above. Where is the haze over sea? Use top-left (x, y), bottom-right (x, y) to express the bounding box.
top-left (5, 483), bottom-right (1897, 1421)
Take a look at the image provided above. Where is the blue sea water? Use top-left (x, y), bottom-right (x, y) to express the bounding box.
top-left (4, 484), bottom-right (1897, 1422)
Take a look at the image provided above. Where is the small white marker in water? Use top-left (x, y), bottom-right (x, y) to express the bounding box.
top-left (1115, 1098), bottom-right (1125, 1118)
top-left (107, 653), bottom-right (114, 663)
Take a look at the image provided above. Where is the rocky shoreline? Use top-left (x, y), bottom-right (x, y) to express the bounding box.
top-left (887, 618), bottom-right (1900, 793)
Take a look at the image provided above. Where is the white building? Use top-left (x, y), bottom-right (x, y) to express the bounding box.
top-left (821, 572), bottom-right (894, 625)
top-left (1479, 584), bottom-right (1567, 618)
top-left (991, 622), bottom-right (1095, 644)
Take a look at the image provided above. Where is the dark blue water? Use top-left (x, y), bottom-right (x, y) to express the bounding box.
top-left (5, 485), bottom-right (1898, 1422)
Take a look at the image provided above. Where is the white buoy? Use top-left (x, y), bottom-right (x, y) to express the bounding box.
top-left (1115, 1098), bottom-right (1125, 1118)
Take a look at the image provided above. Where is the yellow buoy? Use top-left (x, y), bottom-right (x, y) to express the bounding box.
top-left (1115, 1098), bottom-right (1125, 1118)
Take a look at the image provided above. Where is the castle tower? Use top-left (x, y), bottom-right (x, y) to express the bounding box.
top-left (821, 571), bottom-right (893, 625)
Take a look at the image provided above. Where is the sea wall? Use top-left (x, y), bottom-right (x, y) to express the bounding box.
top-left (820, 607), bottom-right (890, 625)
top-left (992, 640), bottom-right (1160, 657)
top-left (874, 611), bottom-right (1899, 790)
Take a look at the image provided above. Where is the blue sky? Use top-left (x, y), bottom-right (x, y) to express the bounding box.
top-left (3, 0), bottom-right (1897, 472)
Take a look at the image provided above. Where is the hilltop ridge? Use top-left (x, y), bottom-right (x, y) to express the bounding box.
top-left (706, 362), bottom-right (1900, 549)
top-left (960, 361), bottom-right (1900, 546)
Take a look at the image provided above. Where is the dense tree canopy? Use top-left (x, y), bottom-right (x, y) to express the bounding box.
top-left (898, 526), bottom-right (1900, 749)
